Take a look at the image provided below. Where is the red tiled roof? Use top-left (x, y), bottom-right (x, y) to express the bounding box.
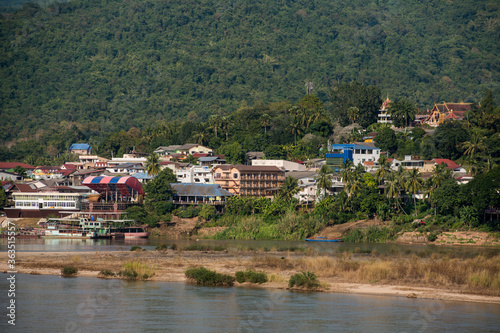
top-left (36, 166), bottom-right (62, 172)
top-left (433, 159), bottom-right (460, 170)
top-left (191, 153), bottom-right (209, 158)
top-left (1, 180), bottom-right (12, 186)
top-left (61, 169), bottom-right (77, 177)
top-left (63, 164), bottom-right (78, 169)
top-left (14, 183), bottom-right (38, 192)
top-left (0, 162), bottom-right (35, 170)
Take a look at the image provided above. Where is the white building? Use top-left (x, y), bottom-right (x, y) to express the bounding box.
top-left (286, 171), bottom-right (318, 203)
top-left (176, 166), bottom-right (214, 184)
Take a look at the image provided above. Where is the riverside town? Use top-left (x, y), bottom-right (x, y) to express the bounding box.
top-left (0, 0), bottom-right (499, 331)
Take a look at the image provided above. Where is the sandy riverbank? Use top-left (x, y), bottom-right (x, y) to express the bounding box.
top-left (3, 250), bottom-right (500, 304)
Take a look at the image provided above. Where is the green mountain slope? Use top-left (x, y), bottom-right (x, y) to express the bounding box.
top-left (1, 0), bottom-right (499, 143)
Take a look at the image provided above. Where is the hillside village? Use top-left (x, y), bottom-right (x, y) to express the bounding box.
top-left (1, 95), bottom-right (498, 243)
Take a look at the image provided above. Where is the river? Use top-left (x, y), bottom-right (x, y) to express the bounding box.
top-left (2, 237), bottom-right (499, 258)
top-left (0, 273), bottom-right (499, 332)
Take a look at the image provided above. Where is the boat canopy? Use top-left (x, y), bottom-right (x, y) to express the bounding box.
top-left (82, 176), bottom-right (144, 196)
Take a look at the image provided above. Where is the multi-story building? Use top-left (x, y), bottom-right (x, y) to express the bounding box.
top-left (212, 165), bottom-right (285, 198)
top-left (176, 166), bottom-right (214, 184)
top-left (326, 144), bottom-right (381, 171)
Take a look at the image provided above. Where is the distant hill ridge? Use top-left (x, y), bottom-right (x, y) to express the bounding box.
top-left (0, 0), bottom-right (498, 142)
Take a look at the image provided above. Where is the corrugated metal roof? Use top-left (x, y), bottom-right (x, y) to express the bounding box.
top-left (69, 143), bottom-right (91, 150)
top-left (198, 156), bottom-right (221, 162)
top-left (171, 183), bottom-right (234, 197)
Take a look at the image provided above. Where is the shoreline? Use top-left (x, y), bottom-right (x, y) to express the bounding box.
top-left (2, 250), bottom-right (500, 305)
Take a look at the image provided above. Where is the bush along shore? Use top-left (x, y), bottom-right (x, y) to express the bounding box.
top-left (6, 247), bottom-right (500, 302)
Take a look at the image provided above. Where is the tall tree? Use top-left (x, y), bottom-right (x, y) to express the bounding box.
top-left (405, 168), bottom-right (423, 215)
top-left (330, 82), bottom-right (382, 128)
top-left (278, 176), bottom-right (300, 202)
top-left (145, 152), bottom-right (161, 177)
top-left (315, 165), bottom-right (333, 199)
top-left (388, 99), bottom-right (417, 128)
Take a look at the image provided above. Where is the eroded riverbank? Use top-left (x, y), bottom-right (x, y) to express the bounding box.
top-left (2, 249), bottom-right (499, 304)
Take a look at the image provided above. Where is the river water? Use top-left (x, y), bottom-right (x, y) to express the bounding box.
top-left (0, 273), bottom-right (499, 332)
top-left (2, 237), bottom-right (500, 258)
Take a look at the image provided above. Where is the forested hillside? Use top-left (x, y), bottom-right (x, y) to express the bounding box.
top-left (1, 0), bottom-right (499, 144)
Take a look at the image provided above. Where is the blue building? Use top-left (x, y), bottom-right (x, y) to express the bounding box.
top-left (69, 143), bottom-right (92, 155)
top-left (326, 144), bottom-right (381, 171)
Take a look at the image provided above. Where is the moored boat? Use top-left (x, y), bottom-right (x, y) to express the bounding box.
top-left (305, 236), bottom-right (342, 242)
top-left (120, 226), bottom-right (150, 239)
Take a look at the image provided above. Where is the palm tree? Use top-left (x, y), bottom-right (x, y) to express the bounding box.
top-left (145, 152), bottom-right (161, 177)
top-left (425, 162), bottom-right (453, 216)
top-left (338, 159), bottom-right (354, 183)
top-left (405, 168), bottom-right (423, 215)
top-left (345, 178), bottom-right (362, 197)
top-left (191, 124), bottom-right (210, 145)
top-left (288, 116), bottom-right (303, 145)
top-left (209, 114), bottom-right (223, 138)
top-left (315, 165), bottom-right (333, 200)
top-left (375, 155), bottom-right (391, 185)
top-left (220, 116), bottom-right (231, 141)
top-left (347, 106), bottom-right (359, 124)
top-left (278, 176), bottom-right (300, 202)
top-left (388, 99), bottom-right (417, 128)
top-left (461, 130), bottom-right (486, 160)
top-left (260, 113), bottom-right (271, 134)
top-left (384, 171), bottom-right (405, 213)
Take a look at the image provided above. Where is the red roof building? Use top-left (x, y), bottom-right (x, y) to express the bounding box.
top-left (0, 162), bottom-right (35, 170)
top-left (433, 159), bottom-right (461, 170)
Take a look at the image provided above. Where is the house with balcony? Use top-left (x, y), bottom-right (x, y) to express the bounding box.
top-left (176, 165), bottom-right (214, 184)
top-left (392, 155), bottom-right (425, 170)
top-left (212, 165), bottom-right (285, 198)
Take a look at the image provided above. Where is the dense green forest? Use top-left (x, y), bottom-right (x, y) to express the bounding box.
top-left (1, 0), bottom-right (499, 147)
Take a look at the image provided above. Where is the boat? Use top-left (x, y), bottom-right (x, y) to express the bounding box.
top-left (119, 226), bottom-right (150, 239)
top-left (305, 236), bottom-right (342, 242)
top-left (43, 218), bottom-right (113, 239)
top-left (43, 219), bottom-right (97, 239)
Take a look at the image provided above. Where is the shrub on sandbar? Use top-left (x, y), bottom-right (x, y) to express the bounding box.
top-left (185, 267), bottom-right (235, 287)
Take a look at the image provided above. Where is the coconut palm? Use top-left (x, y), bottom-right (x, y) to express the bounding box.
top-left (260, 113), bottom-right (272, 134)
top-left (347, 106), bottom-right (359, 124)
top-left (405, 168), bottom-right (423, 215)
top-left (288, 116), bottom-right (303, 145)
top-left (461, 130), bottom-right (486, 160)
top-left (278, 176), bottom-right (300, 202)
top-left (209, 114), bottom-right (223, 138)
top-left (345, 178), bottom-right (362, 197)
top-left (375, 155), bottom-right (392, 185)
top-left (425, 163), bottom-right (453, 216)
top-left (145, 152), bottom-right (161, 177)
top-left (338, 159), bottom-right (354, 183)
top-left (315, 165), bottom-right (333, 199)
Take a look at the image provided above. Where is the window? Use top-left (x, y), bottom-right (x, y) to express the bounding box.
top-left (233, 173), bottom-right (238, 179)
top-left (215, 173), bottom-right (221, 179)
